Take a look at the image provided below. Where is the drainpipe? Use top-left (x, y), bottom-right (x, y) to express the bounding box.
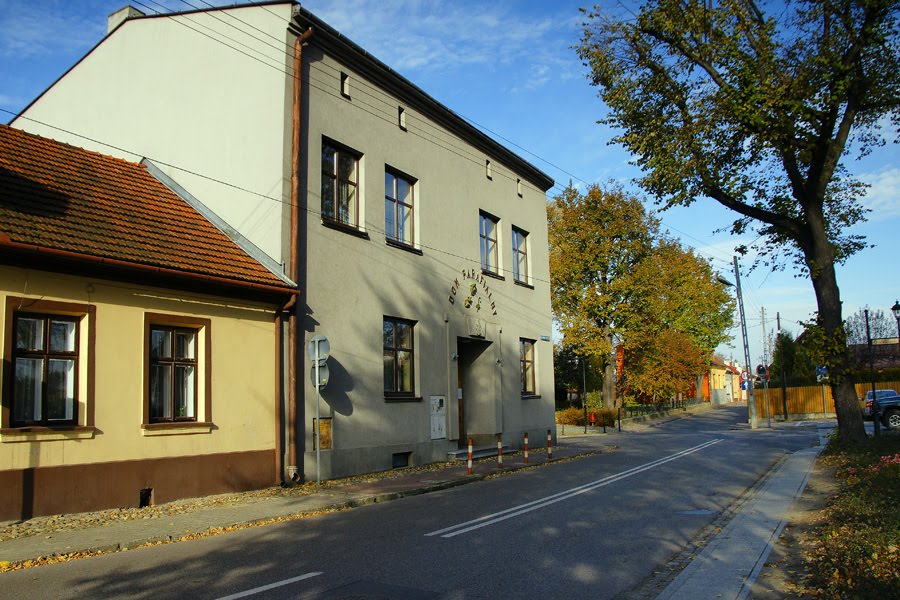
top-left (287, 26), bottom-right (315, 483)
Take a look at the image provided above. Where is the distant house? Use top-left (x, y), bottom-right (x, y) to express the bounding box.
top-left (0, 125), bottom-right (295, 520)
top-left (707, 356), bottom-right (730, 404)
top-left (12, 2), bottom-right (556, 482)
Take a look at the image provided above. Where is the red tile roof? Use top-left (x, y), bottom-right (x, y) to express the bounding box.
top-left (0, 125), bottom-right (292, 293)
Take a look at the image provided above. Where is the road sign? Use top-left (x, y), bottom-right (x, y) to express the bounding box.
top-left (741, 371), bottom-right (749, 382)
top-left (311, 364), bottom-right (329, 389)
top-left (307, 335), bottom-right (330, 364)
top-left (816, 365), bottom-right (828, 383)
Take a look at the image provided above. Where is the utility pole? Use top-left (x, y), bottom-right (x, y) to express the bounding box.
top-left (777, 313), bottom-right (789, 421)
top-left (761, 307), bottom-right (772, 426)
top-left (733, 257), bottom-right (757, 428)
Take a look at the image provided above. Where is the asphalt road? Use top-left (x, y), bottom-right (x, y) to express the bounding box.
top-left (0, 405), bottom-right (820, 600)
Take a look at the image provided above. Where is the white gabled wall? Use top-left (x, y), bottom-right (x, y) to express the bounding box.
top-left (14, 4), bottom-right (296, 267)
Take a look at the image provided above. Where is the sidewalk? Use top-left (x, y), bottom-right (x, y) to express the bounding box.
top-left (0, 444), bottom-right (592, 569)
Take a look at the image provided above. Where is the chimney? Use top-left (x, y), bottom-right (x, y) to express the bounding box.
top-left (107, 6), bottom-right (145, 34)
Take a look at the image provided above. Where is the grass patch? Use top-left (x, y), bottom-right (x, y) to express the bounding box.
top-left (805, 434), bottom-right (900, 597)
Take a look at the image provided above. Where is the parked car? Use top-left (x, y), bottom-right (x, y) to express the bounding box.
top-left (862, 389), bottom-right (900, 430)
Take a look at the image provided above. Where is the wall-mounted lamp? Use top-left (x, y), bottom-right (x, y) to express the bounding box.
top-left (451, 352), bottom-right (458, 362)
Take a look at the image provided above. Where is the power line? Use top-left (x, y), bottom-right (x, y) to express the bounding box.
top-left (144, 0), bottom-right (740, 268)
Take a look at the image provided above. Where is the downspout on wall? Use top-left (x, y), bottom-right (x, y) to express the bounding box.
top-left (286, 26), bottom-right (315, 483)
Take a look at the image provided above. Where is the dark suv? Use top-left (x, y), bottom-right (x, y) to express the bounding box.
top-left (863, 389), bottom-right (900, 431)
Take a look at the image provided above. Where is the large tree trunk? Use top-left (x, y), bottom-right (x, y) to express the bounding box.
top-left (810, 253), bottom-right (867, 443)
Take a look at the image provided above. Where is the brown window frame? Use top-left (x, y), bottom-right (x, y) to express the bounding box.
top-left (383, 316), bottom-right (416, 399)
top-left (385, 167), bottom-right (416, 247)
top-left (520, 338), bottom-right (536, 396)
top-left (479, 211), bottom-right (500, 275)
top-left (143, 314), bottom-right (211, 428)
top-left (2, 298), bottom-right (96, 431)
top-left (321, 138), bottom-right (362, 229)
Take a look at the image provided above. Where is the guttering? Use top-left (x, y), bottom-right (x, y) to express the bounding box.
top-left (0, 237), bottom-right (297, 299)
top-left (286, 25), bottom-right (315, 483)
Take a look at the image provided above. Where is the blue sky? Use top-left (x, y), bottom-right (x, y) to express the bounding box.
top-left (2, 0), bottom-right (898, 369)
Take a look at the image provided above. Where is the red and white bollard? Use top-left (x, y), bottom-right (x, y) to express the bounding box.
top-left (467, 437), bottom-right (473, 475)
top-left (497, 434), bottom-right (503, 469)
top-left (524, 432), bottom-right (529, 464)
top-left (547, 429), bottom-right (553, 460)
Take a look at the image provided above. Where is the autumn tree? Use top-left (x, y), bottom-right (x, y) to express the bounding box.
top-left (578, 0), bottom-right (899, 442)
top-left (548, 184), bottom-right (658, 407)
top-left (621, 238), bottom-right (734, 400)
top-left (549, 184), bottom-right (733, 406)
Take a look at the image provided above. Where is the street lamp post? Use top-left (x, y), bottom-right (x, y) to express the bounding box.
top-left (865, 309), bottom-right (880, 436)
top-left (892, 300), bottom-right (900, 357)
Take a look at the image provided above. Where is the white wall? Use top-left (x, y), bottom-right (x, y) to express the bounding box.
top-left (15, 5), bottom-right (296, 266)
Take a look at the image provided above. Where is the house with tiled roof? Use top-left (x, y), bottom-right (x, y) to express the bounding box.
top-left (0, 125), bottom-right (296, 520)
top-left (11, 1), bottom-right (557, 486)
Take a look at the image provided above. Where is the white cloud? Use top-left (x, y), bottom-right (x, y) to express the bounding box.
top-left (0, 1), bottom-right (104, 58)
top-left (859, 167), bottom-right (900, 220)
top-left (302, 0), bottom-right (576, 89)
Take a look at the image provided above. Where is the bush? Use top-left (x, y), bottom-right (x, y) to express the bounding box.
top-left (555, 406), bottom-right (618, 427)
top-left (806, 435), bottom-right (900, 597)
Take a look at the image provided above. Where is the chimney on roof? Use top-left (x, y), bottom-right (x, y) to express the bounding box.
top-left (108, 5), bottom-right (144, 34)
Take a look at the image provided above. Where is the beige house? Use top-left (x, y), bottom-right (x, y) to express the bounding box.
top-left (13, 2), bottom-right (556, 482)
top-left (0, 126), bottom-right (296, 520)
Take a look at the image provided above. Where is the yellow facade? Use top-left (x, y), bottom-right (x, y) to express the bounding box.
top-left (0, 265), bottom-right (281, 518)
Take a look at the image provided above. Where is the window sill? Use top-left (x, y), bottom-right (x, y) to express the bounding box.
top-left (384, 395), bottom-right (422, 403)
top-left (385, 238), bottom-right (423, 255)
top-left (481, 269), bottom-right (505, 281)
top-left (514, 280), bottom-right (534, 290)
top-left (1, 426), bottom-right (97, 443)
top-left (521, 394), bottom-right (542, 400)
top-left (141, 422), bottom-right (215, 436)
top-left (322, 218), bottom-right (370, 240)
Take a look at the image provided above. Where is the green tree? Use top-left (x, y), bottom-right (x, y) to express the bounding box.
top-left (578, 0), bottom-right (899, 442)
top-left (548, 184), bottom-right (658, 407)
top-left (770, 330), bottom-right (818, 386)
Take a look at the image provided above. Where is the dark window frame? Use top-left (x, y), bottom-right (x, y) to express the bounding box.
top-left (2, 298), bottom-right (96, 432)
top-left (512, 226), bottom-right (529, 284)
top-left (143, 313), bottom-right (212, 428)
top-left (479, 211), bottom-right (500, 275)
top-left (520, 338), bottom-right (536, 396)
top-left (384, 167), bottom-right (416, 248)
top-left (9, 313), bottom-right (79, 427)
top-left (383, 316), bottom-right (416, 399)
top-left (321, 138), bottom-right (362, 229)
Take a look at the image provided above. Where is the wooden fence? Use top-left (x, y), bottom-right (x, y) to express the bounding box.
top-left (754, 381), bottom-right (900, 419)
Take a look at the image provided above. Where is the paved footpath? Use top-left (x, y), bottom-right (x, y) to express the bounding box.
top-left (655, 424), bottom-right (832, 600)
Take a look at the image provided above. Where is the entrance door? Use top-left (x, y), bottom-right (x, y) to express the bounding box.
top-left (457, 363), bottom-right (466, 447)
top-left (456, 337), bottom-right (492, 448)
